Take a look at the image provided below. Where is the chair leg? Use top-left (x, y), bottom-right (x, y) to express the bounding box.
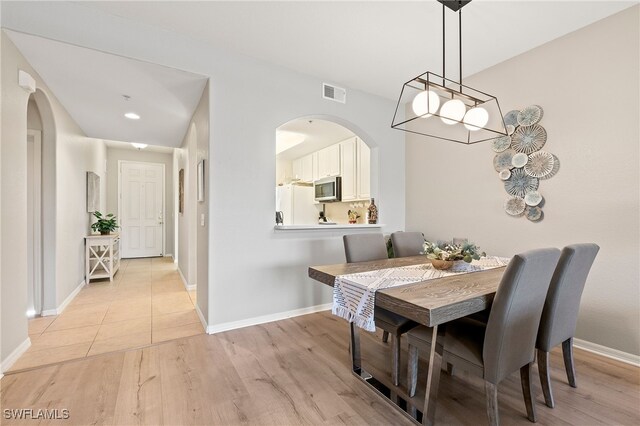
top-left (562, 338), bottom-right (577, 388)
top-left (408, 344), bottom-right (419, 397)
top-left (484, 381), bottom-right (499, 426)
top-left (537, 349), bottom-right (555, 408)
top-left (391, 333), bottom-right (401, 386)
top-left (382, 330), bottom-right (389, 343)
top-left (520, 363), bottom-right (537, 423)
top-left (446, 362), bottom-right (454, 376)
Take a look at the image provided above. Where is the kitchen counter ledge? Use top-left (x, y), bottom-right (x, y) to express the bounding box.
top-left (274, 224), bottom-right (383, 231)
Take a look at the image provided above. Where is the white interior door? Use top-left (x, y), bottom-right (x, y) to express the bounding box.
top-left (27, 130), bottom-right (42, 316)
top-left (120, 162), bottom-right (164, 258)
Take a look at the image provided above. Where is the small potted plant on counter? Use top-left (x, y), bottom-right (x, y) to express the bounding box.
top-left (91, 211), bottom-right (119, 235)
top-left (422, 240), bottom-right (485, 270)
top-left (347, 210), bottom-right (361, 224)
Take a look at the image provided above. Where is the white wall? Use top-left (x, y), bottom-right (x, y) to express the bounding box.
top-left (0, 2), bottom-right (406, 330)
top-left (105, 147), bottom-right (175, 257)
top-left (406, 7), bottom-right (639, 356)
top-left (176, 88), bottom-right (207, 300)
top-left (1, 32), bottom-right (107, 363)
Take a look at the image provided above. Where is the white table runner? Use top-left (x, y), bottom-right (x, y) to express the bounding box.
top-left (332, 256), bottom-right (511, 332)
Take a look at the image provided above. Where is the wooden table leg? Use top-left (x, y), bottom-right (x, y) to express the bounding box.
top-left (422, 325), bottom-right (442, 426)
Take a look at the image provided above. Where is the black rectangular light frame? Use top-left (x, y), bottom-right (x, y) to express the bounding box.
top-left (436, 0), bottom-right (472, 12)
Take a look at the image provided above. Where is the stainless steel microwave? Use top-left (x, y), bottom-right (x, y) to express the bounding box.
top-left (314, 176), bottom-right (342, 202)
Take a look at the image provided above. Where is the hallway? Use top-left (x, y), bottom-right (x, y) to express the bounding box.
top-left (9, 257), bottom-right (203, 372)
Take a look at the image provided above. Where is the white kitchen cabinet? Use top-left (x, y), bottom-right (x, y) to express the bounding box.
top-left (340, 137), bottom-right (357, 201)
top-left (317, 144), bottom-right (341, 178)
top-left (292, 157), bottom-right (302, 181)
top-left (312, 152), bottom-right (319, 182)
top-left (357, 139), bottom-right (371, 199)
top-left (292, 154), bottom-right (314, 183)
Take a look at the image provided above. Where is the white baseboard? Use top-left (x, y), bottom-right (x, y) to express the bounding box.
top-left (1, 337), bottom-right (31, 373)
top-left (42, 279), bottom-right (85, 316)
top-left (195, 303), bottom-right (208, 332)
top-left (177, 266), bottom-right (196, 291)
top-left (574, 338), bottom-right (640, 367)
top-left (206, 303), bottom-right (332, 335)
top-left (165, 254), bottom-right (174, 261)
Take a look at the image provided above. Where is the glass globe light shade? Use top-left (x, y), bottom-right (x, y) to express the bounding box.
top-left (463, 107), bottom-right (489, 131)
top-left (412, 90), bottom-right (440, 118)
top-left (439, 99), bottom-right (466, 125)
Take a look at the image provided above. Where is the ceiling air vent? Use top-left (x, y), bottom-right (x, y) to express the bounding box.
top-left (322, 83), bottom-right (346, 104)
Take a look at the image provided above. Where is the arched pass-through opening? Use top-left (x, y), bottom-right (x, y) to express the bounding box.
top-left (275, 115), bottom-right (379, 226)
top-left (31, 89), bottom-right (57, 315)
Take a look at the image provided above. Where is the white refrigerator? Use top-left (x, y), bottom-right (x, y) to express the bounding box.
top-left (276, 184), bottom-right (318, 225)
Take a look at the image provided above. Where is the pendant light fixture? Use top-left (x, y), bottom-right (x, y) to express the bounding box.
top-left (391, 0), bottom-right (507, 144)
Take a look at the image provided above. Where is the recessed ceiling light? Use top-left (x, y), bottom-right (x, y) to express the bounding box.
top-left (125, 112), bottom-right (140, 120)
top-left (131, 143), bottom-right (148, 150)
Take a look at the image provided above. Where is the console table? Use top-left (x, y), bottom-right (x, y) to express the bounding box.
top-left (85, 234), bottom-right (120, 283)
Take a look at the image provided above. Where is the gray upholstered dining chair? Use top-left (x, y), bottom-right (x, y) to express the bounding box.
top-left (536, 243), bottom-right (600, 408)
top-left (406, 248), bottom-right (561, 426)
top-left (390, 231), bottom-right (426, 258)
top-left (343, 233), bottom-right (417, 386)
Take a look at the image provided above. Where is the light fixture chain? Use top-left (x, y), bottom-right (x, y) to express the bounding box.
top-left (442, 3), bottom-right (446, 80)
top-left (459, 7), bottom-right (463, 91)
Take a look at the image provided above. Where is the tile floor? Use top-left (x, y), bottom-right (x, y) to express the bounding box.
top-left (10, 257), bottom-right (203, 372)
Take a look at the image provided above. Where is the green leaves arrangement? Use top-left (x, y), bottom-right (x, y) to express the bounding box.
top-left (91, 211), bottom-right (119, 234)
top-left (422, 241), bottom-right (486, 263)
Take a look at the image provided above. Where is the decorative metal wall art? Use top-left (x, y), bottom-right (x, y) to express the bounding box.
top-left (491, 105), bottom-right (559, 221)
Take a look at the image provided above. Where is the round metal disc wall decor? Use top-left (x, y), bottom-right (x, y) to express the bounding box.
top-left (504, 168), bottom-right (539, 198)
top-left (539, 154), bottom-right (560, 180)
top-left (517, 105), bottom-right (543, 126)
top-left (512, 153), bottom-right (528, 168)
top-left (493, 149), bottom-right (516, 172)
top-left (504, 110), bottom-right (519, 127)
top-left (512, 124), bottom-right (547, 154)
top-left (524, 191), bottom-right (542, 206)
top-left (491, 105), bottom-right (558, 221)
top-left (504, 196), bottom-right (526, 216)
top-left (525, 151), bottom-right (555, 178)
top-left (525, 206), bottom-right (543, 221)
top-left (492, 136), bottom-right (511, 153)
top-left (499, 169), bottom-right (511, 180)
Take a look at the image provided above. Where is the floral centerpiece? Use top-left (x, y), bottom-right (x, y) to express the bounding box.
top-left (422, 241), bottom-right (486, 270)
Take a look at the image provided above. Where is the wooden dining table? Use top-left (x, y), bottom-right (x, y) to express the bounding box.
top-left (308, 255), bottom-right (507, 426)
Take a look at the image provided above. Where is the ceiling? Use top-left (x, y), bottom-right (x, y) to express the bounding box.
top-left (6, 30), bottom-right (208, 148)
top-left (6, 1), bottom-right (634, 149)
top-left (277, 118), bottom-right (355, 160)
top-left (78, 0), bottom-right (636, 100)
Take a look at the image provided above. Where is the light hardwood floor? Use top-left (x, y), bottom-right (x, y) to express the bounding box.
top-left (10, 257), bottom-right (203, 372)
top-left (1, 310), bottom-right (639, 425)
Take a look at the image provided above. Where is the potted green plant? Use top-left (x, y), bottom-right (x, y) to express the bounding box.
top-left (422, 241), bottom-right (486, 270)
top-left (91, 211), bottom-right (119, 235)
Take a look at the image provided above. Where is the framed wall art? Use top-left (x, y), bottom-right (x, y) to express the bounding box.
top-left (86, 171), bottom-right (100, 212)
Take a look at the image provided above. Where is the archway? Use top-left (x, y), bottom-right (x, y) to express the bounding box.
top-left (30, 89), bottom-right (57, 315)
top-left (275, 115), bottom-right (379, 226)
